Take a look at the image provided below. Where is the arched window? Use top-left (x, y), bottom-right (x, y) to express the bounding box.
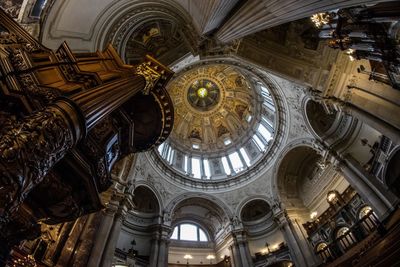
top-left (335, 227), bottom-right (356, 251)
top-left (171, 223), bottom-right (208, 242)
top-left (358, 206), bottom-right (378, 233)
top-left (316, 242), bottom-right (332, 262)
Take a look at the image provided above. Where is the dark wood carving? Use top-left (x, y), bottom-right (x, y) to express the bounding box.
top-left (0, 8), bottom-right (174, 261)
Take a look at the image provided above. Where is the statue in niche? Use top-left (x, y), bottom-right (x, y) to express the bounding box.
top-left (188, 128), bottom-right (202, 140)
top-left (235, 104), bottom-right (247, 120)
top-left (217, 124), bottom-right (229, 137)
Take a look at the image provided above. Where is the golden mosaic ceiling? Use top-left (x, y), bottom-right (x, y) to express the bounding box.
top-left (167, 64), bottom-right (259, 153)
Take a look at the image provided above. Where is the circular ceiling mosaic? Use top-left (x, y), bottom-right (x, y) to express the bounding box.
top-left (187, 79), bottom-right (220, 110)
top-left (154, 62), bottom-right (279, 181)
top-left (166, 64), bottom-right (259, 154)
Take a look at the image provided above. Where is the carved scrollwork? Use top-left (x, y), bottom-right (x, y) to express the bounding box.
top-left (19, 73), bottom-right (59, 102)
top-left (0, 106), bottom-right (74, 221)
top-left (8, 48), bottom-right (29, 72)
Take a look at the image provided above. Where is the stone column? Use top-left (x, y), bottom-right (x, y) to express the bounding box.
top-left (100, 194), bottom-right (132, 267)
top-left (229, 244), bottom-right (240, 267)
top-left (274, 208), bottom-right (319, 267)
top-left (55, 216), bottom-right (89, 267)
top-left (156, 225), bottom-right (171, 267)
top-left (194, 0), bottom-right (240, 34)
top-left (336, 155), bottom-right (397, 220)
top-left (215, 0), bottom-right (393, 43)
top-left (149, 231), bottom-right (160, 266)
top-left (86, 202), bottom-right (119, 267)
top-left (328, 97), bottom-right (400, 144)
top-left (235, 232), bottom-right (253, 267)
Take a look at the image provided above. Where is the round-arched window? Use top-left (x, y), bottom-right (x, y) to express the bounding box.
top-left (170, 223), bottom-right (209, 242)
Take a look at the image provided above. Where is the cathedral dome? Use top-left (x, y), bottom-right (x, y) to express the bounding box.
top-left (153, 60), bottom-right (280, 182)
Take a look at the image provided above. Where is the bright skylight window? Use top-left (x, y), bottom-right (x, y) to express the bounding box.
top-left (171, 224), bottom-right (209, 242)
top-left (192, 144), bottom-right (200, 149)
top-left (166, 146), bottom-right (172, 162)
top-left (260, 85), bottom-right (270, 98)
top-left (221, 157), bottom-right (231, 175)
top-left (253, 134), bottom-right (265, 151)
top-left (199, 229), bottom-right (207, 241)
top-left (258, 124), bottom-right (272, 142)
top-left (203, 159), bottom-right (211, 179)
top-left (157, 143), bottom-right (165, 155)
top-left (246, 114), bottom-right (252, 122)
top-left (171, 227), bottom-right (178, 239)
top-left (263, 101), bottom-right (276, 112)
top-left (240, 148), bottom-right (251, 166)
top-left (224, 138), bottom-right (232, 146)
top-left (180, 224), bottom-right (198, 241)
top-left (184, 155), bottom-right (188, 173)
top-left (192, 158), bottom-right (201, 178)
top-left (262, 117), bottom-right (274, 129)
top-left (229, 152), bottom-right (244, 173)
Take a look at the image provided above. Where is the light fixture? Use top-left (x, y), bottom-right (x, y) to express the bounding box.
top-left (262, 242), bottom-right (270, 254)
top-left (310, 12), bottom-right (333, 28)
top-left (310, 211), bottom-right (318, 220)
top-left (327, 191), bottom-right (337, 203)
top-left (206, 255), bottom-right (215, 264)
top-left (184, 254), bottom-right (193, 265)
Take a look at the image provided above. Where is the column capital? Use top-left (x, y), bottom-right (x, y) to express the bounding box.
top-left (134, 55), bottom-right (173, 95)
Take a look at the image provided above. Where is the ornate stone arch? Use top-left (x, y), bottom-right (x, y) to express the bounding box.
top-left (302, 97), bottom-right (338, 139)
top-left (383, 145), bottom-right (400, 197)
top-left (95, 0), bottom-right (199, 61)
top-left (301, 97), bottom-right (360, 152)
top-left (132, 180), bottom-right (164, 216)
top-left (165, 192), bottom-right (233, 219)
top-left (271, 138), bottom-right (322, 201)
top-left (235, 195), bottom-right (273, 219)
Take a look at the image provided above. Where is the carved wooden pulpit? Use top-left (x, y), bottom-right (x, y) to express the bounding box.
top-left (0, 8), bottom-right (174, 260)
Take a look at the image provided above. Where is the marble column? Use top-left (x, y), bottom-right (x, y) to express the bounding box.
top-left (229, 231), bottom-right (253, 267)
top-left (86, 202), bottom-right (118, 267)
top-left (148, 231), bottom-right (160, 266)
top-left (336, 155), bottom-right (397, 220)
top-left (215, 0), bottom-right (394, 43)
top-left (275, 210), bottom-right (318, 266)
top-left (55, 216), bottom-right (89, 267)
top-left (328, 97), bottom-right (400, 144)
top-left (229, 244), bottom-right (240, 267)
top-left (156, 225), bottom-right (171, 267)
top-left (237, 236), bottom-right (253, 267)
top-left (100, 194), bottom-right (132, 267)
top-left (192, 0), bottom-right (240, 34)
